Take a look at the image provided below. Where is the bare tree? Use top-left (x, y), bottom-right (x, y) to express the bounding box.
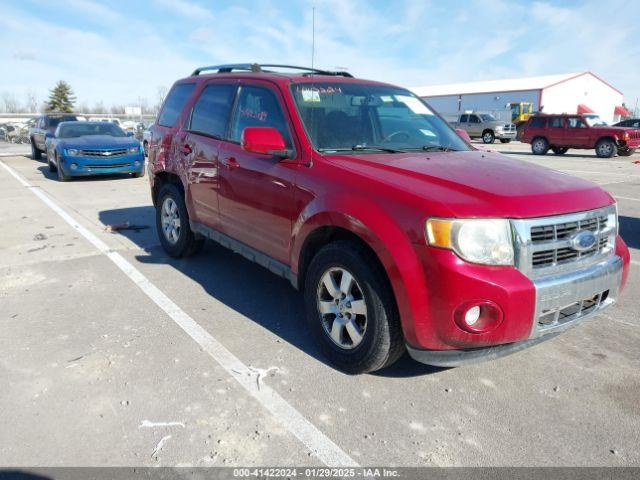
top-left (25, 89), bottom-right (39, 113)
top-left (155, 86), bottom-right (168, 113)
top-left (1, 91), bottom-right (21, 113)
top-left (92, 101), bottom-right (107, 114)
top-left (110, 104), bottom-right (125, 115)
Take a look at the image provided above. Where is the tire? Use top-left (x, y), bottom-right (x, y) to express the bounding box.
top-left (618, 148), bottom-right (636, 157)
top-left (303, 240), bottom-right (404, 374)
top-left (155, 183), bottom-right (204, 258)
top-left (595, 138), bottom-right (616, 158)
top-left (31, 139), bottom-right (42, 160)
top-left (531, 137), bottom-right (549, 155)
top-left (482, 130), bottom-right (495, 144)
top-left (143, 141), bottom-right (149, 157)
top-left (551, 147), bottom-right (569, 155)
top-left (56, 154), bottom-right (70, 182)
top-left (516, 124), bottom-right (525, 140)
top-left (499, 139), bottom-right (511, 144)
top-left (47, 152), bottom-right (57, 173)
top-left (132, 168), bottom-right (145, 178)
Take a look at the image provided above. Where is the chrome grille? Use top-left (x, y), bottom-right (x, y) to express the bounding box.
top-left (80, 148), bottom-right (128, 157)
top-left (503, 124), bottom-right (516, 132)
top-left (84, 163), bottom-right (131, 169)
top-left (512, 205), bottom-right (616, 279)
top-left (537, 290), bottom-right (609, 332)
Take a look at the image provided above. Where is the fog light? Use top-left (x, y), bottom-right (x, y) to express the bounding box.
top-left (464, 306), bottom-right (481, 326)
top-left (70, 163), bottom-right (78, 170)
top-left (134, 160), bottom-right (140, 167)
top-left (454, 301), bottom-right (503, 333)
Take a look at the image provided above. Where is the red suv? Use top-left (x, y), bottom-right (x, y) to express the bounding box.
top-left (148, 64), bottom-right (629, 373)
top-left (522, 113), bottom-right (640, 158)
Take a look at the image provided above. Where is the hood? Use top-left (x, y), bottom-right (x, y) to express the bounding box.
top-left (59, 135), bottom-right (140, 149)
top-left (324, 150), bottom-right (613, 218)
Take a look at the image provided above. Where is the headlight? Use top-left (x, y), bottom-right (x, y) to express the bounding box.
top-left (127, 146), bottom-right (140, 154)
top-left (426, 218), bottom-right (514, 265)
top-left (65, 148), bottom-right (79, 156)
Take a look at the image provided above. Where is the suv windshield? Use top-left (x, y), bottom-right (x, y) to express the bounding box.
top-left (58, 122), bottom-right (126, 138)
top-left (479, 114), bottom-right (497, 121)
top-left (583, 115), bottom-right (608, 127)
top-left (290, 83), bottom-right (470, 153)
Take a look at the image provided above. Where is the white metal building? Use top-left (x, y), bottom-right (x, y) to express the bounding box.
top-left (412, 72), bottom-right (629, 124)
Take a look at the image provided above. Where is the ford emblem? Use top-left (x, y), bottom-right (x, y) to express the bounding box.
top-left (571, 230), bottom-right (597, 252)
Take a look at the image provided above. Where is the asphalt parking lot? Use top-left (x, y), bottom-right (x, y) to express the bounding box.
top-left (0, 141), bottom-right (639, 467)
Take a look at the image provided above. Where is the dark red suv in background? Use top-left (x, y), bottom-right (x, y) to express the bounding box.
top-left (148, 64), bottom-right (629, 373)
top-left (521, 113), bottom-right (640, 157)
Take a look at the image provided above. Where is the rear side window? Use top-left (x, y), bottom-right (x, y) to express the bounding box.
top-left (459, 114), bottom-right (469, 122)
top-left (230, 85), bottom-right (292, 148)
top-left (529, 117), bottom-right (546, 128)
top-left (567, 117), bottom-right (586, 128)
top-left (549, 117), bottom-right (564, 128)
top-left (469, 115), bottom-right (480, 123)
top-left (189, 84), bottom-right (235, 138)
top-left (158, 83), bottom-right (196, 127)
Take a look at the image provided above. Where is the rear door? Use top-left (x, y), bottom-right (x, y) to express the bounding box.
top-left (150, 81), bottom-right (197, 190)
top-left (468, 114), bottom-right (482, 137)
top-left (180, 81), bottom-right (236, 227)
top-left (216, 81), bottom-right (298, 264)
top-left (547, 116), bottom-right (565, 146)
top-left (32, 116), bottom-right (45, 149)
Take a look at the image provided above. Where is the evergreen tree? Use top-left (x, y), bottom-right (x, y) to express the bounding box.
top-left (46, 81), bottom-right (76, 112)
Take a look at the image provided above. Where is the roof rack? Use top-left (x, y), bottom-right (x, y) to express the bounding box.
top-left (190, 63), bottom-right (353, 78)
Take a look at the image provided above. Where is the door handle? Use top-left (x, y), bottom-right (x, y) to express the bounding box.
top-left (180, 144), bottom-right (192, 156)
top-left (221, 157), bottom-right (239, 169)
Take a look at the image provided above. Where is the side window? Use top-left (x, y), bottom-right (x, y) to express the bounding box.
top-left (469, 115), bottom-right (480, 124)
top-left (459, 114), bottom-right (469, 123)
top-left (189, 84), bottom-right (235, 138)
top-left (549, 117), bottom-right (564, 128)
top-left (567, 117), bottom-right (586, 128)
top-left (158, 83), bottom-right (196, 127)
top-left (529, 117), bottom-right (546, 128)
top-left (230, 85), bottom-right (292, 148)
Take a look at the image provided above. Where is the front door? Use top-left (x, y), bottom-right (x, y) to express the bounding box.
top-left (217, 82), bottom-right (297, 264)
top-left (468, 114), bottom-right (482, 137)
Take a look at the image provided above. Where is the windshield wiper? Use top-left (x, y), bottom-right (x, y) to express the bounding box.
top-left (351, 145), bottom-right (406, 153)
top-left (421, 145), bottom-right (459, 152)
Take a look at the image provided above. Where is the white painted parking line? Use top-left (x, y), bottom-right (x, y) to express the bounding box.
top-left (615, 195), bottom-right (640, 202)
top-left (0, 159), bottom-right (358, 468)
top-left (559, 169), bottom-right (640, 178)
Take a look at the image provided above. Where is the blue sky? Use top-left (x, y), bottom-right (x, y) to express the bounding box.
top-left (1, 0), bottom-right (639, 111)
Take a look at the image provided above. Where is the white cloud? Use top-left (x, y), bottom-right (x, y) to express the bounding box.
top-left (154, 0), bottom-right (214, 20)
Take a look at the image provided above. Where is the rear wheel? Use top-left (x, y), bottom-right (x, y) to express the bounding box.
top-left (531, 137), bottom-right (549, 155)
top-left (304, 240), bottom-right (404, 374)
top-left (595, 138), bottom-right (616, 158)
top-left (47, 151), bottom-right (57, 172)
top-left (31, 139), bottom-right (42, 160)
top-left (618, 148), bottom-right (636, 157)
top-left (499, 139), bottom-right (511, 144)
top-left (551, 147), bottom-right (569, 155)
top-left (156, 183), bottom-right (204, 257)
top-left (482, 130), bottom-right (495, 144)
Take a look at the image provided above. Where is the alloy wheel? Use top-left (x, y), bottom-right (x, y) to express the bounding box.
top-left (161, 197), bottom-right (181, 245)
top-left (316, 267), bottom-right (368, 349)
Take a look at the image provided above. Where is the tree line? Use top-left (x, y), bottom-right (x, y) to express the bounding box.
top-left (0, 81), bottom-right (167, 115)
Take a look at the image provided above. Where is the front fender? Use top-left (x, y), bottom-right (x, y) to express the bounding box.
top-left (291, 193), bottom-right (429, 346)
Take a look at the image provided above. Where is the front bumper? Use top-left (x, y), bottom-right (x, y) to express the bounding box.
top-left (59, 153), bottom-right (144, 176)
top-left (495, 130), bottom-right (517, 139)
top-left (407, 254), bottom-right (625, 366)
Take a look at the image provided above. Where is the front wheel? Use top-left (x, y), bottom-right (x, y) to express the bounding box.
top-left (596, 139), bottom-right (616, 158)
top-left (304, 241), bottom-right (404, 374)
top-left (618, 148), bottom-right (636, 157)
top-left (156, 183), bottom-right (204, 257)
top-left (482, 131), bottom-right (495, 144)
top-left (56, 155), bottom-right (70, 182)
top-left (551, 147), bottom-right (568, 155)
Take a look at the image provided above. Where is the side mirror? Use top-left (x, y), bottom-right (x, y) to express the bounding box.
top-left (242, 127), bottom-right (291, 158)
top-left (455, 128), bottom-right (472, 142)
